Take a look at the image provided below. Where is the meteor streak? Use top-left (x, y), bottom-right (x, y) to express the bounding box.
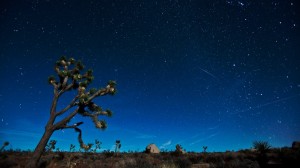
top-left (199, 68), bottom-right (218, 79)
top-left (231, 94), bottom-right (300, 115)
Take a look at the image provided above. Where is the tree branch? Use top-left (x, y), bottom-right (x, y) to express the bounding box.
top-left (62, 76), bottom-right (69, 88)
top-left (57, 122), bottom-right (92, 150)
top-left (81, 111), bottom-right (107, 129)
top-left (53, 107), bottom-right (79, 130)
top-left (86, 87), bottom-right (111, 103)
top-left (64, 82), bottom-right (74, 91)
top-left (59, 122), bottom-right (83, 129)
top-left (50, 93), bottom-right (59, 115)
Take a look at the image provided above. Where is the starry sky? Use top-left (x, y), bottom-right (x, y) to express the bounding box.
top-left (0, 0), bottom-right (299, 152)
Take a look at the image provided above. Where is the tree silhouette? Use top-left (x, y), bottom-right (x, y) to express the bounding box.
top-left (45, 140), bottom-right (57, 152)
top-left (0, 141), bottom-right (9, 152)
top-left (93, 139), bottom-right (102, 152)
top-left (203, 146), bottom-right (208, 153)
top-left (175, 144), bottom-right (186, 154)
top-left (253, 140), bottom-right (271, 167)
top-left (115, 140), bottom-right (121, 153)
top-left (69, 144), bottom-right (75, 152)
top-left (26, 56), bottom-right (116, 167)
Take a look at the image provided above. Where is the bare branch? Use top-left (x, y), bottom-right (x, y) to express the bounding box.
top-left (62, 76), bottom-right (69, 88)
top-left (50, 94), bottom-right (59, 115)
top-left (60, 122), bottom-right (84, 129)
top-left (74, 127), bottom-right (92, 150)
top-left (53, 107), bottom-right (79, 130)
top-left (58, 122), bottom-right (92, 151)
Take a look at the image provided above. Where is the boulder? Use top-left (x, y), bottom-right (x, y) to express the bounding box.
top-left (292, 141), bottom-right (300, 149)
top-left (145, 143), bottom-right (160, 153)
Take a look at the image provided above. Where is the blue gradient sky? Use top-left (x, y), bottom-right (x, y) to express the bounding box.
top-left (0, 0), bottom-right (299, 152)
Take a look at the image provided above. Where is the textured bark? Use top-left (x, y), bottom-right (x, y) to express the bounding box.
top-left (26, 126), bottom-right (54, 167)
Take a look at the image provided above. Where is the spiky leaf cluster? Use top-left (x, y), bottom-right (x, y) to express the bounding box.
top-left (107, 80), bottom-right (117, 95)
top-left (253, 141), bottom-right (271, 153)
top-left (49, 56), bottom-right (97, 92)
top-left (77, 100), bottom-right (113, 130)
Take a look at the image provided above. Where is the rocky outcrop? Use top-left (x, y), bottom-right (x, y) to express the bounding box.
top-left (292, 141), bottom-right (300, 149)
top-left (145, 144), bottom-right (160, 153)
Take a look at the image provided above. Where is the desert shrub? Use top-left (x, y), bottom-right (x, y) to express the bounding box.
top-left (236, 152), bottom-right (248, 160)
top-left (174, 157), bottom-right (192, 168)
top-left (56, 152), bottom-right (65, 160)
top-left (170, 151), bottom-right (182, 157)
top-left (205, 154), bottom-right (225, 168)
top-left (82, 151), bottom-right (92, 159)
top-left (15, 149), bottom-right (22, 152)
top-left (241, 159), bottom-right (260, 168)
top-left (253, 141), bottom-right (271, 154)
top-left (92, 159), bottom-right (109, 168)
top-left (125, 156), bottom-right (156, 168)
top-left (242, 153), bottom-right (256, 161)
top-left (103, 150), bottom-right (114, 158)
top-left (223, 159), bottom-right (258, 168)
top-left (161, 151), bottom-right (171, 157)
top-left (160, 153), bottom-right (173, 162)
top-left (38, 160), bottom-right (48, 168)
top-left (160, 162), bottom-right (178, 168)
top-left (46, 152), bottom-right (62, 160)
top-left (223, 152), bottom-right (235, 162)
top-left (224, 159), bottom-right (241, 168)
top-left (0, 154), bottom-right (8, 159)
top-left (0, 158), bottom-right (18, 168)
top-left (279, 148), bottom-right (300, 167)
top-left (188, 154), bottom-right (203, 164)
top-left (131, 152), bottom-right (140, 157)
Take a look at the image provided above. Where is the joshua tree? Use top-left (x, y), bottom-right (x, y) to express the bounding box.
top-left (93, 139), bottom-right (102, 152)
top-left (253, 140), bottom-right (271, 154)
top-left (45, 140), bottom-right (57, 152)
top-left (0, 141), bottom-right (9, 152)
top-left (175, 144), bottom-right (186, 154)
top-left (253, 140), bottom-right (271, 167)
top-left (26, 56), bottom-right (116, 167)
top-left (69, 144), bottom-right (75, 152)
top-left (115, 140), bottom-right (121, 153)
top-left (203, 146), bottom-right (207, 153)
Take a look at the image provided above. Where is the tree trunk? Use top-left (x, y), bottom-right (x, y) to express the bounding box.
top-left (26, 127), bottom-right (54, 168)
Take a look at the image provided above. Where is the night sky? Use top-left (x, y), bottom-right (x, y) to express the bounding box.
top-left (0, 0), bottom-right (299, 152)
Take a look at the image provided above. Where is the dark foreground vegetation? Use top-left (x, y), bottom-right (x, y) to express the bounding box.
top-left (1, 147), bottom-right (299, 168)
